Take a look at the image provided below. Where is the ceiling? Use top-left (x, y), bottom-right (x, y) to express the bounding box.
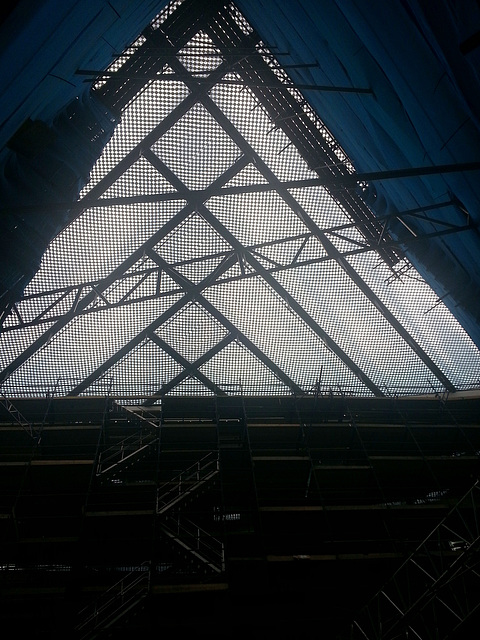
top-left (1, 0), bottom-right (480, 402)
top-left (1, 6), bottom-right (480, 637)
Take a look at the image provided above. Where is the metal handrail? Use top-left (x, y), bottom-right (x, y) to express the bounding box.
top-left (156, 451), bottom-right (219, 513)
top-left (97, 429), bottom-right (156, 476)
top-left (161, 514), bottom-right (224, 571)
top-left (352, 480), bottom-right (480, 638)
top-left (76, 562), bottom-right (150, 638)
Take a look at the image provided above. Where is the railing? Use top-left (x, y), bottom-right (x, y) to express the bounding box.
top-left (0, 391), bottom-right (38, 440)
top-left (351, 480), bottom-right (480, 639)
top-left (161, 514), bottom-right (225, 573)
top-left (156, 451), bottom-right (219, 513)
top-left (75, 563), bottom-right (150, 639)
top-left (116, 403), bottom-right (161, 429)
top-left (96, 429), bottom-right (157, 476)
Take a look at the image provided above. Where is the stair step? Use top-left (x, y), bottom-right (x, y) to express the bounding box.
top-left (157, 470), bottom-right (218, 513)
top-left (98, 440), bottom-right (156, 477)
top-left (160, 524), bottom-right (223, 574)
top-left (76, 567), bottom-right (150, 640)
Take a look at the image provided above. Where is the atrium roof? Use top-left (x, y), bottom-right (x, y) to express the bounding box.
top-left (1, 0), bottom-right (480, 401)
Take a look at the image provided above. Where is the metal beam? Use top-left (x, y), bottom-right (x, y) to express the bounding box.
top-left (68, 251), bottom-right (239, 396)
top-left (142, 141), bottom-right (383, 396)
top-left (131, 39), bottom-right (461, 392)
top-left (78, 69), bottom-right (373, 94)
top-left (68, 294), bottom-right (193, 397)
top-left (0, 155), bottom-right (249, 388)
top-left (353, 481), bottom-right (480, 639)
top-left (197, 296), bottom-right (305, 396)
top-left (148, 333), bottom-right (235, 398)
top-left (69, 34), bottom-right (258, 218)
top-left (3, 4), bottom-right (467, 400)
top-left (199, 93), bottom-right (458, 393)
top-left (146, 247), bottom-right (305, 396)
top-left (0, 204), bottom-right (193, 387)
top-left (199, 204), bottom-right (384, 397)
top-left (5, 178), bottom-right (476, 217)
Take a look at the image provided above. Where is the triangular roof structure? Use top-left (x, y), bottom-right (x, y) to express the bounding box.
top-left (2, 4), bottom-right (480, 639)
top-left (1, 0), bottom-right (480, 403)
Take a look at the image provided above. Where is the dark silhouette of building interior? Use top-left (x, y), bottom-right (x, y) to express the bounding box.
top-left (0, 1), bottom-right (480, 638)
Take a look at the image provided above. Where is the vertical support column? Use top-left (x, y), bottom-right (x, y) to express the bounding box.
top-left (66, 392), bottom-right (112, 598)
top-left (215, 394), bottom-right (267, 592)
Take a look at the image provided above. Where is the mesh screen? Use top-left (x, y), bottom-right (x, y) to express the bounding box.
top-left (1, 0), bottom-right (479, 400)
top-left (89, 337), bottom-right (184, 399)
top-left (223, 163), bottom-right (269, 188)
top-left (82, 76), bottom-right (190, 195)
top-left (177, 31), bottom-right (224, 75)
top-left (277, 263), bottom-right (436, 395)
top-left (199, 339), bottom-right (292, 395)
top-left (347, 254), bottom-right (480, 390)
top-left (25, 201), bottom-right (186, 292)
top-left (3, 296), bottom-right (182, 397)
top-left (101, 156), bottom-right (178, 198)
top-left (210, 76), bottom-right (319, 182)
top-left (150, 102), bottom-right (242, 190)
top-left (153, 211), bottom-right (232, 284)
top-left (155, 302), bottom-right (228, 362)
top-left (203, 276), bottom-right (372, 395)
top-left (0, 322), bottom-right (55, 372)
top-left (206, 190), bottom-right (309, 247)
top-left (289, 186), bottom-right (361, 238)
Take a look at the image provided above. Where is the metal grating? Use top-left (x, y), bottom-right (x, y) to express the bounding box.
top-left (1, 0), bottom-right (480, 401)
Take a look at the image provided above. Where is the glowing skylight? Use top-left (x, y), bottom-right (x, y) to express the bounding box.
top-left (1, 0), bottom-right (480, 401)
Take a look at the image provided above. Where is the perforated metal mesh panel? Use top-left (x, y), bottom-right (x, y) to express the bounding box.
top-left (1, 0), bottom-right (480, 401)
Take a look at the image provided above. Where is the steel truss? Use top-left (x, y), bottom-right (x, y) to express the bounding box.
top-left (2, 0), bottom-right (479, 399)
top-left (351, 481), bottom-right (480, 639)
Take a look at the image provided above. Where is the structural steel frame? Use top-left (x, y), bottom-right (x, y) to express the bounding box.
top-left (1, 0), bottom-right (477, 399)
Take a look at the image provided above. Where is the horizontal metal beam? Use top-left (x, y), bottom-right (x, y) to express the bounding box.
top-left (5, 169), bottom-right (479, 217)
top-left (78, 69), bottom-right (373, 93)
top-left (6, 168), bottom-right (477, 219)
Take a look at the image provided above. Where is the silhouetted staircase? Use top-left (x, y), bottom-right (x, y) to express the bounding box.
top-left (96, 428), bottom-right (158, 480)
top-left (156, 451), bottom-right (224, 574)
top-left (156, 451), bottom-right (219, 513)
top-left (352, 480), bottom-right (480, 639)
top-left (77, 449), bottom-right (223, 636)
top-left (159, 514), bottom-right (225, 574)
top-left (75, 563), bottom-right (150, 640)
